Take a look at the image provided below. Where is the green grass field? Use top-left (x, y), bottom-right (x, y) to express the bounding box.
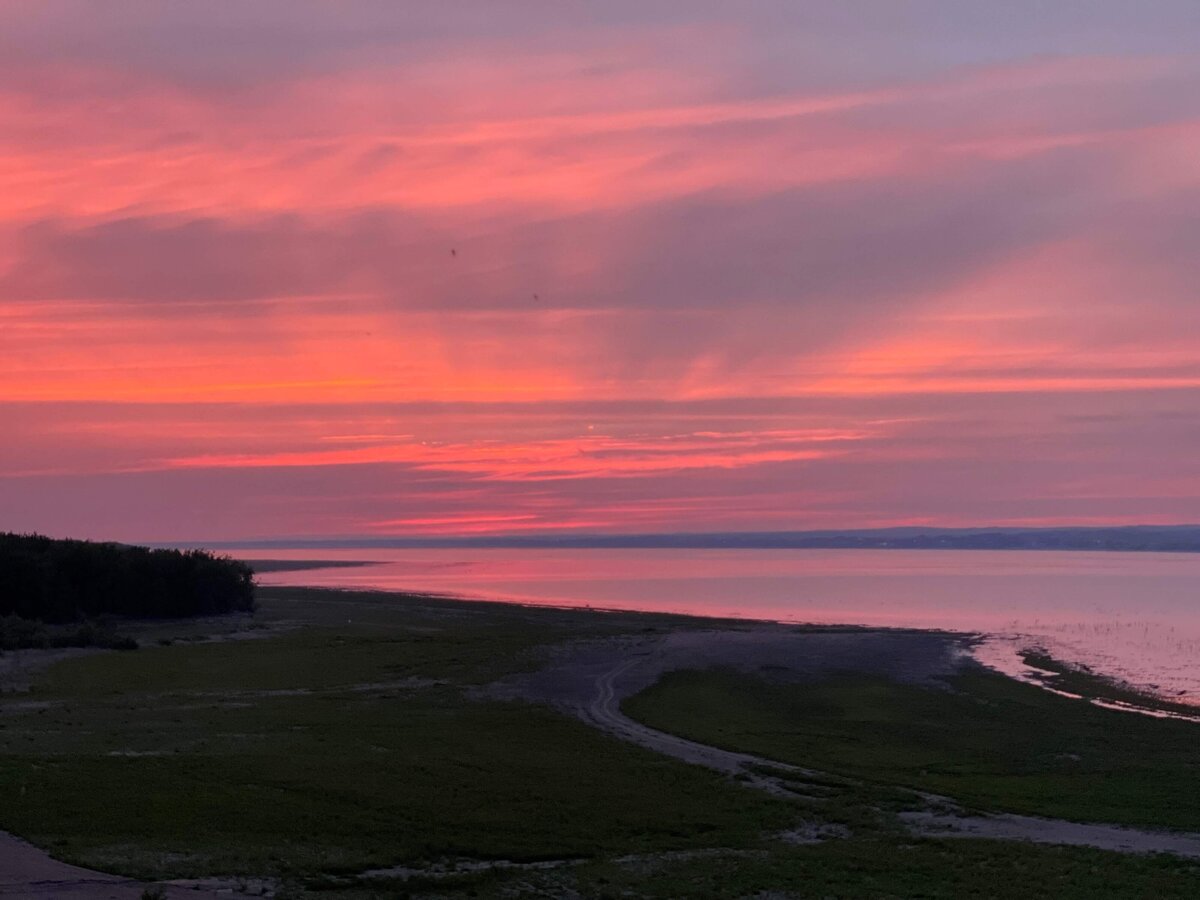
top-left (625, 668), bottom-right (1200, 831)
top-left (0, 589), bottom-right (790, 880)
top-left (2, 586), bottom-right (1200, 897)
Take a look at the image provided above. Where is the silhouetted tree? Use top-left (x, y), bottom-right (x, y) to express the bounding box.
top-left (0, 533), bottom-right (254, 623)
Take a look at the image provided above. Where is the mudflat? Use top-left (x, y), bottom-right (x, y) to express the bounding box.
top-left (0, 831), bottom-right (225, 899)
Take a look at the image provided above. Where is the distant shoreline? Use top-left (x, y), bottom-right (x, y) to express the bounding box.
top-left (168, 524), bottom-right (1200, 554)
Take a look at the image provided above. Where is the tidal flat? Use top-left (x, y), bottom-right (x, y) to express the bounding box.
top-left (1, 586), bottom-right (1200, 898)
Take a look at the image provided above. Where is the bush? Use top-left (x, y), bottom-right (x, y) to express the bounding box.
top-left (0, 613), bottom-right (143, 652)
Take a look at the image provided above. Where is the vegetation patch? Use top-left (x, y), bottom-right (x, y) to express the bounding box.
top-left (0, 588), bottom-right (791, 882)
top-left (0, 614), bottom-right (138, 652)
top-left (625, 667), bottom-right (1200, 831)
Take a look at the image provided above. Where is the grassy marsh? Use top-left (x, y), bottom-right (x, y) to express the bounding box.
top-left (2, 586), bottom-right (1200, 897)
top-left (625, 668), bottom-right (1200, 831)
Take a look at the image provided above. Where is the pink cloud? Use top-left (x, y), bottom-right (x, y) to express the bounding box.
top-left (3, 5), bottom-right (1200, 537)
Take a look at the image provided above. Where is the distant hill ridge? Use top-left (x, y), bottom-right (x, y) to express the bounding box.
top-left (180, 524), bottom-right (1200, 552)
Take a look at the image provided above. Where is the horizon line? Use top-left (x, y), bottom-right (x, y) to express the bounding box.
top-left (138, 523), bottom-right (1200, 551)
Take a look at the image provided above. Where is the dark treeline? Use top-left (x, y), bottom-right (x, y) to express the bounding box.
top-left (0, 533), bottom-right (255, 624)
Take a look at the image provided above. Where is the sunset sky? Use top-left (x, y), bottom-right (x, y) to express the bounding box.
top-left (4, 2), bottom-right (1200, 541)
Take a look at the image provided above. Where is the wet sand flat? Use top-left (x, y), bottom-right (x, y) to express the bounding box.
top-left (0, 831), bottom-right (226, 899)
top-left (490, 625), bottom-right (968, 714)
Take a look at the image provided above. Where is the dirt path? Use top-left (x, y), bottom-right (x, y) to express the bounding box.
top-left (903, 811), bottom-right (1200, 858)
top-left (495, 625), bottom-right (964, 777)
top-left (494, 626), bottom-right (971, 798)
top-left (493, 626), bottom-right (1200, 859)
top-left (0, 831), bottom-right (233, 898)
top-left (580, 654), bottom-right (816, 797)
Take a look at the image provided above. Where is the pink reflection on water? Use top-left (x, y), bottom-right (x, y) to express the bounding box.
top-left (252, 548), bottom-right (1200, 706)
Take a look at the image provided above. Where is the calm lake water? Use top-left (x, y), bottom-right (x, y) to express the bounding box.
top-left (252, 548), bottom-right (1200, 707)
